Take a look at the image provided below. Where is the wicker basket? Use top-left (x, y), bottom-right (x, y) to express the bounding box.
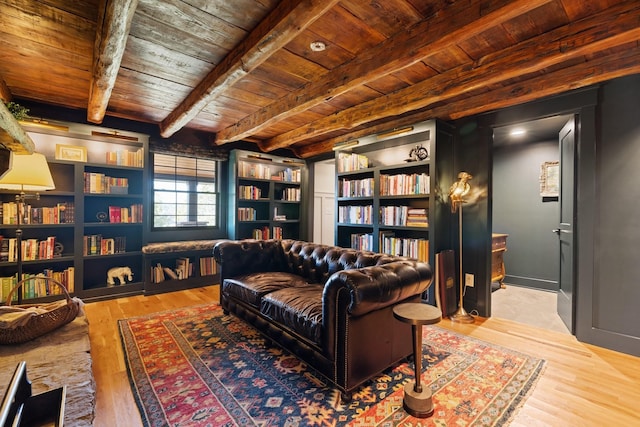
top-left (0, 276), bottom-right (80, 345)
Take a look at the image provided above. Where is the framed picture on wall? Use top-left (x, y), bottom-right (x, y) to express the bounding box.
top-left (540, 161), bottom-right (559, 198)
top-left (55, 144), bottom-right (87, 162)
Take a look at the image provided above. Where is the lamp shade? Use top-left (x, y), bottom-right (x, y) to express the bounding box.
top-left (0, 152), bottom-right (55, 191)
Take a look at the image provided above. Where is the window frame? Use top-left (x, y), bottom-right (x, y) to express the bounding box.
top-left (151, 152), bottom-right (220, 231)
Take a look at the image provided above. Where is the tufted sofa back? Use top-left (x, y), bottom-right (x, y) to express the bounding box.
top-left (281, 239), bottom-right (407, 285)
top-left (215, 239), bottom-right (419, 286)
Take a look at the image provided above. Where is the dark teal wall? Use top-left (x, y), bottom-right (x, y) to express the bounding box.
top-left (493, 140), bottom-right (559, 290)
top-left (587, 75), bottom-right (640, 347)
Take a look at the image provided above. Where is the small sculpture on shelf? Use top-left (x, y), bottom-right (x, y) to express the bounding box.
top-left (406, 144), bottom-right (429, 162)
top-left (53, 242), bottom-right (64, 258)
top-left (107, 266), bottom-right (133, 287)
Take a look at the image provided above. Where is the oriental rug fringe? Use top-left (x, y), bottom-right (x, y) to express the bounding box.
top-left (119, 304), bottom-right (544, 426)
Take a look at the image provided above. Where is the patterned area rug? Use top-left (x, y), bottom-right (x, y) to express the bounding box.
top-left (119, 304), bottom-right (544, 426)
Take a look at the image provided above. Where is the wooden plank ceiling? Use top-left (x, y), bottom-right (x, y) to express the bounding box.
top-left (0, 0), bottom-right (638, 158)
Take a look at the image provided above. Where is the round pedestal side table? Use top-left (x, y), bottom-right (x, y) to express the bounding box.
top-left (392, 302), bottom-right (442, 418)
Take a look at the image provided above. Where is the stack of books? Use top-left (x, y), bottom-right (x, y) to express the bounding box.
top-left (406, 208), bottom-right (428, 227)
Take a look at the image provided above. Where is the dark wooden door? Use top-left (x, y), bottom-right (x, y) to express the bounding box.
top-left (556, 117), bottom-right (576, 333)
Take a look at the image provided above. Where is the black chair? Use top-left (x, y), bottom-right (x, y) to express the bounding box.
top-left (0, 361), bottom-right (66, 427)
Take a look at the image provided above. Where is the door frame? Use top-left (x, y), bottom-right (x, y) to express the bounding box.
top-left (473, 87), bottom-right (598, 332)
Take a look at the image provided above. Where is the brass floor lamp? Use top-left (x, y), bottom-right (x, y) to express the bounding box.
top-left (448, 172), bottom-right (475, 323)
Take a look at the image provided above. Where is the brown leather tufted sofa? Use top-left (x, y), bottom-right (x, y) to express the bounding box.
top-left (213, 239), bottom-right (433, 400)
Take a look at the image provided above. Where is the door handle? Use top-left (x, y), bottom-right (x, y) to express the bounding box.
top-left (553, 229), bottom-right (570, 234)
top-left (553, 229), bottom-right (560, 234)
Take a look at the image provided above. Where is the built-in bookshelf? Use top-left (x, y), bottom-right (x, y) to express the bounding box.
top-left (0, 122), bottom-right (148, 303)
top-left (334, 120), bottom-right (454, 291)
top-left (149, 255), bottom-right (217, 283)
top-left (143, 249), bottom-right (219, 295)
top-left (228, 150), bottom-right (307, 241)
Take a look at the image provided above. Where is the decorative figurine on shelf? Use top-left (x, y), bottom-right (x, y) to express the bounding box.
top-left (107, 266), bottom-right (133, 287)
top-left (406, 144), bottom-right (429, 162)
top-left (53, 242), bottom-right (64, 258)
top-left (96, 211), bottom-right (108, 222)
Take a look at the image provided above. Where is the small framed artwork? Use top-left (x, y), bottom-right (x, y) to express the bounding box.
top-left (540, 161), bottom-right (559, 198)
top-left (55, 144), bottom-right (87, 162)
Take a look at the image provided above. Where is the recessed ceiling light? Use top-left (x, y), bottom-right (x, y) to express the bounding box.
top-left (310, 41), bottom-right (326, 52)
top-left (510, 128), bottom-right (526, 137)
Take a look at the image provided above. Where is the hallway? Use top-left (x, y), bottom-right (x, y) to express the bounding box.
top-left (492, 285), bottom-right (569, 334)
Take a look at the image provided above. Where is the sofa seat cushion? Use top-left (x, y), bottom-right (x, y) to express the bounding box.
top-left (261, 285), bottom-right (324, 345)
top-left (223, 272), bottom-right (311, 308)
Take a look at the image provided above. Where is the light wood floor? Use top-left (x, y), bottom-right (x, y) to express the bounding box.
top-left (84, 285), bottom-right (640, 427)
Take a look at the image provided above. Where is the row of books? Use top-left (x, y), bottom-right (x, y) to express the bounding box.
top-left (105, 147), bottom-right (144, 167)
top-left (271, 226), bottom-right (284, 239)
top-left (199, 256), bottom-right (218, 276)
top-left (0, 236), bottom-right (59, 262)
top-left (271, 168), bottom-right (301, 183)
top-left (1, 202), bottom-right (74, 225)
top-left (238, 161), bottom-right (302, 183)
top-left (380, 206), bottom-right (428, 227)
top-left (0, 268), bottom-right (75, 301)
top-left (83, 235), bottom-right (126, 256)
top-left (237, 207), bottom-right (257, 221)
top-left (150, 256), bottom-right (217, 283)
top-left (379, 173), bottom-right (430, 196)
top-left (239, 185), bottom-right (264, 200)
top-left (238, 161), bottom-right (273, 180)
top-left (251, 226), bottom-right (278, 240)
top-left (84, 172), bottom-right (129, 194)
top-left (350, 233), bottom-right (374, 251)
top-left (278, 187), bottom-right (300, 201)
top-left (107, 204), bottom-right (143, 223)
top-left (339, 178), bottom-right (374, 197)
top-left (337, 152), bottom-right (369, 172)
top-left (338, 205), bottom-right (374, 224)
top-left (379, 231), bottom-right (429, 262)
top-left (238, 185), bottom-right (263, 200)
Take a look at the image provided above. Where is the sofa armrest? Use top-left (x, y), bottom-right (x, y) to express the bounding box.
top-left (213, 239), bottom-right (288, 279)
top-left (323, 260), bottom-right (432, 317)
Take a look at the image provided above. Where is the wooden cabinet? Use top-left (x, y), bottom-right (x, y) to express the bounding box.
top-left (0, 122), bottom-right (148, 303)
top-left (228, 149), bottom-right (307, 240)
top-left (334, 120), bottom-right (454, 288)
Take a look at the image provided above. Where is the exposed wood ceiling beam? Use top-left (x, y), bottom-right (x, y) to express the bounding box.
top-left (0, 101), bottom-right (35, 154)
top-left (216, 0), bottom-right (552, 145)
top-left (446, 47), bottom-right (640, 121)
top-left (263, 1), bottom-right (640, 152)
top-left (296, 42), bottom-right (640, 159)
top-left (88, 0), bottom-right (139, 124)
top-left (159, 0), bottom-right (340, 138)
top-left (0, 77), bottom-right (11, 103)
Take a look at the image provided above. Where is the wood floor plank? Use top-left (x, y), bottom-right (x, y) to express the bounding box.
top-left (84, 285), bottom-right (640, 427)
